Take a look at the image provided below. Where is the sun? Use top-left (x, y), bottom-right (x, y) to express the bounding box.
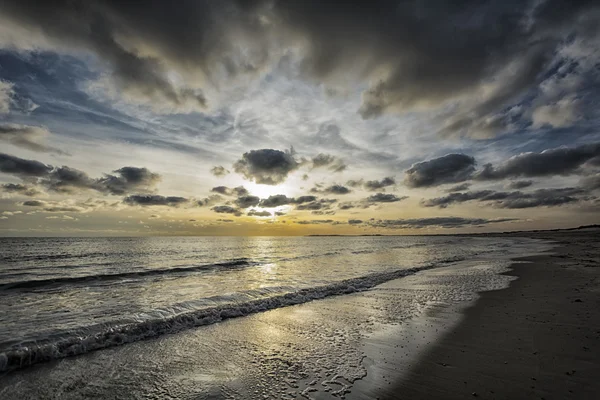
top-left (245, 182), bottom-right (291, 199)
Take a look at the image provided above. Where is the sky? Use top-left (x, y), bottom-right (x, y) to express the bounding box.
top-left (0, 0), bottom-right (599, 236)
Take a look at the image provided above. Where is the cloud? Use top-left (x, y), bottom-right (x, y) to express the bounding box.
top-left (210, 186), bottom-right (249, 197)
top-left (0, 123), bottom-right (65, 154)
top-left (0, 152), bottom-right (53, 177)
top-left (295, 198), bottom-right (337, 211)
top-left (311, 153), bottom-right (347, 172)
top-left (506, 180), bottom-right (533, 190)
top-left (258, 194), bottom-right (317, 208)
top-left (364, 177), bottom-right (395, 191)
top-left (123, 195), bottom-right (188, 206)
top-left (97, 167), bottom-right (161, 195)
top-left (311, 184), bottom-right (351, 195)
top-left (247, 209), bottom-right (271, 217)
top-left (0, 80), bottom-right (13, 114)
top-left (234, 195), bottom-right (260, 208)
top-left (581, 173), bottom-right (600, 191)
top-left (445, 183), bottom-right (471, 193)
top-left (41, 166), bottom-right (100, 193)
top-left (531, 97), bottom-right (580, 128)
top-left (365, 193), bottom-right (408, 203)
top-left (21, 200), bottom-right (45, 207)
top-left (404, 154), bottom-right (476, 188)
top-left (365, 217), bottom-right (517, 229)
top-left (1, 183), bottom-right (41, 196)
top-left (420, 187), bottom-right (586, 209)
top-left (295, 219), bottom-right (335, 225)
top-left (348, 219), bottom-right (363, 225)
top-left (212, 205), bottom-right (242, 216)
top-left (233, 148), bottom-right (300, 185)
top-left (210, 165), bottom-right (230, 177)
top-left (474, 142), bottom-right (600, 180)
top-left (196, 194), bottom-right (223, 207)
top-left (1, 0), bottom-right (597, 128)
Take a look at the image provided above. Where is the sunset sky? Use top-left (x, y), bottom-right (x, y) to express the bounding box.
top-left (0, 0), bottom-right (599, 236)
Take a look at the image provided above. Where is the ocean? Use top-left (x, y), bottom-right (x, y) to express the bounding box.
top-left (0, 235), bottom-right (550, 399)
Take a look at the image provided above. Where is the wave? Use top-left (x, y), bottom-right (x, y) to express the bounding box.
top-left (0, 259), bottom-right (255, 291)
top-left (0, 260), bottom-right (460, 373)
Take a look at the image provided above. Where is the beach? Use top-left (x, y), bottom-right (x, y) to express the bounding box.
top-left (0, 230), bottom-right (598, 399)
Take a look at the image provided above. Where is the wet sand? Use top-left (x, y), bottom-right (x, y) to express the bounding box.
top-left (374, 230), bottom-right (600, 399)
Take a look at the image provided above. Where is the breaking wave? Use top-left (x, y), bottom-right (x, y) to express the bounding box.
top-left (0, 259), bottom-right (462, 373)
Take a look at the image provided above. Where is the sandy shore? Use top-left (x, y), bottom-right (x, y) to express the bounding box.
top-left (373, 230), bottom-right (600, 399)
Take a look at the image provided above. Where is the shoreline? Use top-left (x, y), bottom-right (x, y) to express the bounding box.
top-left (370, 231), bottom-right (599, 399)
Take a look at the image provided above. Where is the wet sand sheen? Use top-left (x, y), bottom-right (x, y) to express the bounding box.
top-left (358, 231), bottom-right (600, 400)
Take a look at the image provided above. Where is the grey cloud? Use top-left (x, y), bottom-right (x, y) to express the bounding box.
top-left (364, 177), bottom-right (395, 191)
top-left (0, 152), bottom-right (53, 177)
top-left (259, 194), bottom-right (292, 208)
top-left (365, 217), bottom-right (517, 229)
top-left (1, 183), bottom-right (41, 196)
top-left (42, 166), bottom-right (99, 193)
top-left (196, 194), bottom-right (223, 207)
top-left (346, 179), bottom-right (364, 188)
top-left (295, 219), bottom-right (335, 225)
top-left (210, 166), bottom-right (230, 177)
top-left (21, 200), bottom-right (45, 207)
top-left (0, 123), bottom-right (66, 154)
top-left (123, 195), bottom-right (188, 206)
top-left (233, 149), bottom-right (300, 185)
top-left (258, 194), bottom-right (317, 208)
top-left (212, 205), bottom-right (242, 216)
top-left (404, 154), bottom-right (476, 188)
top-left (98, 167), bottom-right (161, 195)
top-left (311, 184), bottom-right (351, 195)
top-left (1, 0), bottom-right (597, 126)
top-left (475, 142), bottom-right (600, 180)
top-left (581, 173), bottom-right (600, 191)
top-left (311, 153), bottom-right (347, 172)
top-left (421, 188), bottom-right (585, 209)
top-left (210, 186), bottom-right (249, 196)
top-left (0, 80), bottom-right (13, 114)
top-left (445, 183), bottom-right (471, 193)
top-left (506, 180), bottom-right (533, 190)
top-left (295, 198), bottom-right (337, 211)
top-left (234, 195), bottom-right (260, 209)
top-left (366, 193), bottom-right (408, 203)
top-left (247, 209), bottom-right (271, 217)
top-left (348, 219), bottom-right (363, 225)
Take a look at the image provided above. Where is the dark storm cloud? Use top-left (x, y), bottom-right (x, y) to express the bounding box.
top-left (404, 154), bottom-right (476, 188)
top-left (123, 195), bottom-right (188, 206)
top-left (475, 142), bottom-right (600, 180)
top-left (445, 183), bottom-right (472, 193)
top-left (506, 180), bottom-right (534, 190)
top-left (0, 152), bottom-right (53, 177)
top-left (3, 0), bottom-right (593, 127)
top-left (0, 123), bottom-right (65, 154)
top-left (366, 217), bottom-right (517, 229)
top-left (211, 205), bottom-right (242, 216)
top-left (311, 184), bottom-right (351, 195)
top-left (210, 166), bottom-right (230, 177)
top-left (233, 149), bottom-right (300, 185)
top-left (247, 209), bottom-right (271, 217)
top-left (311, 153), bottom-right (346, 172)
top-left (1, 183), bottom-right (41, 196)
top-left (421, 188), bottom-right (586, 209)
top-left (234, 195), bottom-right (260, 209)
top-left (97, 167), bottom-right (161, 195)
top-left (365, 193), bottom-right (408, 203)
top-left (364, 177), bottom-right (395, 191)
top-left (210, 186), bottom-right (249, 197)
